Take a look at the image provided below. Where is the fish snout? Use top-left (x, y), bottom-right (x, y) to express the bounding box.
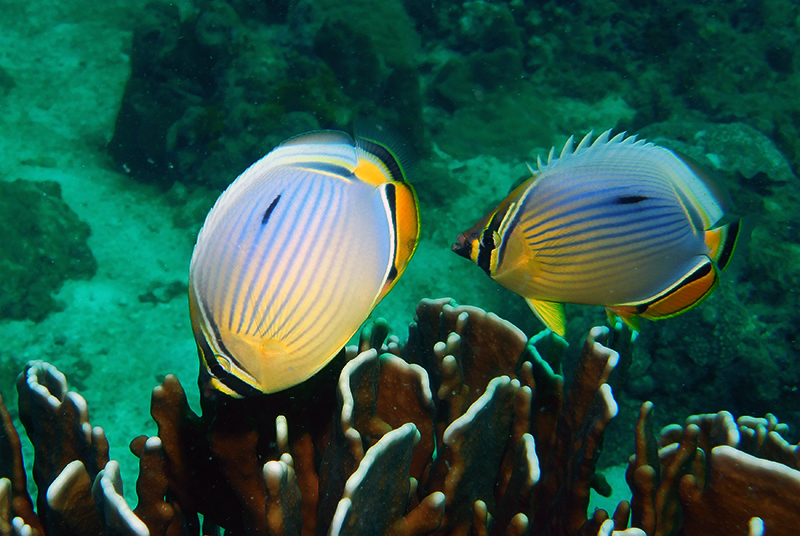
top-left (452, 232), bottom-right (474, 260)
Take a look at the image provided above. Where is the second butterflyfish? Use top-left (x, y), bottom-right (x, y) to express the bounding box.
top-left (453, 130), bottom-right (744, 337)
top-left (189, 130), bottom-right (419, 397)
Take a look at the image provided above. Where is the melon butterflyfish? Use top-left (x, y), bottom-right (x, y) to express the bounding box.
top-left (452, 130), bottom-right (744, 337)
top-left (189, 129), bottom-right (419, 397)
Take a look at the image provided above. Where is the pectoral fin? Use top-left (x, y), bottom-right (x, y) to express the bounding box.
top-left (524, 297), bottom-right (566, 337)
top-left (606, 308), bottom-right (641, 333)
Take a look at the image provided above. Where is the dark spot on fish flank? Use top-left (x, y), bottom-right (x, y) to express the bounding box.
top-left (262, 195), bottom-right (281, 225)
top-left (616, 195), bottom-right (649, 205)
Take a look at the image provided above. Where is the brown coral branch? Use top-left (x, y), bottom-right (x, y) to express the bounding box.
top-left (0, 392), bottom-right (42, 534)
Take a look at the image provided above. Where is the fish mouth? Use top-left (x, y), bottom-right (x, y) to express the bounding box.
top-left (452, 233), bottom-right (472, 259)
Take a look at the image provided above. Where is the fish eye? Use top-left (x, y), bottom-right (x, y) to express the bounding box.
top-left (479, 229), bottom-right (496, 249)
top-left (215, 354), bottom-right (233, 373)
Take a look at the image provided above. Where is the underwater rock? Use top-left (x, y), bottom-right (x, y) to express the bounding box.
top-left (194, 0), bottom-right (243, 62)
top-left (299, 0), bottom-right (425, 149)
top-left (137, 280), bottom-right (186, 305)
top-left (107, 1), bottom-right (223, 187)
top-left (431, 48), bottom-right (523, 112)
top-left (454, 1), bottom-right (522, 54)
top-left (292, 0), bottom-right (420, 71)
top-left (226, 0), bottom-right (290, 24)
top-left (109, 0), bottom-right (425, 187)
top-left (0, 179), bottom-right (96, 322)
top-left (0, 64), bottom-right (14, 96)
top-left (2, 298), bottom-right (796, 535)
top-left (430, 56), bottom-right (476, 111)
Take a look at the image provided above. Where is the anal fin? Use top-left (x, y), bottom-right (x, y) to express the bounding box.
top-left (639, 258), bottom-right (719, 320)
top-left (606, 308), bottom-right (641, 333)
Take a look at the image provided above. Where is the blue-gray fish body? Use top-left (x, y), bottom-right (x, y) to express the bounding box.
top-left (453, 131), bottom-right (743, 336)
top-left (190, 131), bottom-right (419, 396)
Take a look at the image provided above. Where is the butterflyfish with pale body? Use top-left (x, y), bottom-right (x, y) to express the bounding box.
top-left (189, 130), bottom-right (419, 397)
top-left (452, 130), bottom-right (744, 337)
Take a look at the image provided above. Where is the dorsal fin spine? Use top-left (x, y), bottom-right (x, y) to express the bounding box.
top-left (530, 129), bottom-right (660, 175)
top-left (577, 130), bottom-right (595, 151)
top-left (560, 135), bottom-right (575, 158)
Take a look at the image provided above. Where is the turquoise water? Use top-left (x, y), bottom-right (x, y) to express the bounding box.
top-left (1, 0), bottom-right (799, 530)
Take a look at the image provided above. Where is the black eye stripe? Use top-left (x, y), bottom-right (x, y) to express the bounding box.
top-left (480, 229), bottom-right (495, 248)
top-left (476, 207), bottom-right (506, 274)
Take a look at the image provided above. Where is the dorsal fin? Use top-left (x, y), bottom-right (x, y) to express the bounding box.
top-left (603, 130), bottom-right (623, 145)
top-left (279, 130), bottom-right (354, 147)
top-left (536, 130), bottom-right (655, 172)
top-left (577, 130), bottom-right (596, 150)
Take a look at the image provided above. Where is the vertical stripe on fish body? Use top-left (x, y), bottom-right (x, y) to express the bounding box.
top-left (189, 130), bottom-right (419, 396)
top-left (453, 130), bottom-right (744, 336)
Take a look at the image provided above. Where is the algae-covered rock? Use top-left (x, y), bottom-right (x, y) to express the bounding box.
top-left (294, 0), bottom-right (425, 147)
top-left (455, 0), bottom-right (522, 53)
top-left (293, 0), bottom-right (420, 69)
top-left (0, 180), bottom-right (96, 322)
top-left (110, 0), bottom-right (425, 187)
top-left (0, 64), bottom-right (14, 96)
top-left (108, 2), bottom-right (221, 187)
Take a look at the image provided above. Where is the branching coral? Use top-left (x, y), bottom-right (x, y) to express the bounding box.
top-left (628, 404), bottom-right (800, 536)
top-left (0, 298), bottom-right (797, 535)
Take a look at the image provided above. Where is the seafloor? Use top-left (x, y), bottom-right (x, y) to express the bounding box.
top-left (1, 0), bottom-right (799, 512)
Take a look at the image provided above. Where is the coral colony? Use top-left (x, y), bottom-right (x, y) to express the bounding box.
top-left (2, 299), bottom-right (798, 535)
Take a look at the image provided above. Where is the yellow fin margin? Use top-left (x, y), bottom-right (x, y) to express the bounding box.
top-left (524, 297), bottom-right (566, 337)
top-left (377, 180), bottom-right (419, 302)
